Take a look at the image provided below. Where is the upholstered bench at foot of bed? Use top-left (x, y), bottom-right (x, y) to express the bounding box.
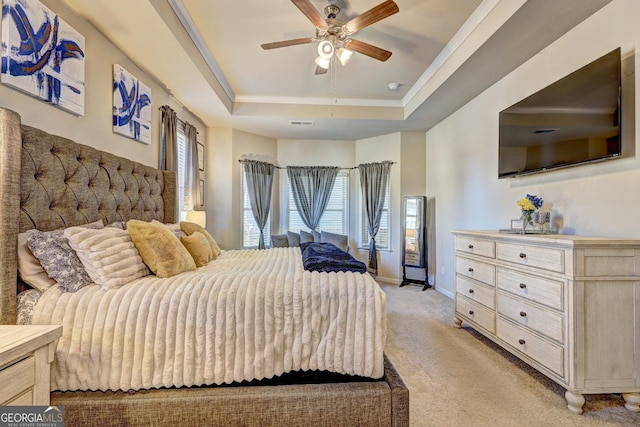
top-left (51, 355), bottom-right (409, 427)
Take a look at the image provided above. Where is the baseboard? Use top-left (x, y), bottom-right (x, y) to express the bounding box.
top-left (435, 287), bottom-right (454, 299)
top-left (375, 275), bottom-right (399, 285)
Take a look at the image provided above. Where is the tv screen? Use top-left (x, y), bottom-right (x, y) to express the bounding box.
top-left (498, 48), bottom-right (621, 178)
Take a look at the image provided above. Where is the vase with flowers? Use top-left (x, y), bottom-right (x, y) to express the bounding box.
top-left (517, 194), bottom-right (543, 232)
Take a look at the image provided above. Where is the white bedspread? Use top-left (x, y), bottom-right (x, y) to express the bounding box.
top-left (32, 247), bottom-right (387, 392)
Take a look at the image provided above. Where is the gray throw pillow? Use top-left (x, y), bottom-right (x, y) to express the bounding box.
top-left (271, 234), bottom-right (289, 248)
top-left (321, 231), bottom-right (349, 253)
top-left (287, 231), bottom-right (300, 247)
top-left (27, 229), bottom-right (94, 292)
top-left (312, 230), bottom-right (321, 242)
top-left (300, 230), bottom-right (314, 243)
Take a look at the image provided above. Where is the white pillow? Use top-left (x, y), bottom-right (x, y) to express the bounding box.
top-left (64, 226), bottom-right (150, 290)
top-left (17, 231), bottom-right (55, 292)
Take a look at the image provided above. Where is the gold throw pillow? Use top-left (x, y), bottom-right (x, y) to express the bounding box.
top-left (181, 232), bottom-right (213, 267)
top-left (128, 220), bottom-right (196, 278)
top-left (180, 221), bottom-right (222, 259)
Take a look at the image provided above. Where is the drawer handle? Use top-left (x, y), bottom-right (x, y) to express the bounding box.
top-left (468, 244), bottom-right (474, 249)
top-left (518, 339), bottom-right (526, 345)
top-left (468, 267), bottom-right (474, 272)
top-left (519, 253), bottom-right (527, 258)
top-left (519, 311), bottom-right (527, 317)
top-left (468, 289), bottom-right (474, 294)
top-left (519, 283), bottom-right (527, 289)
top-left (468, 310), bottom-right (474, 315)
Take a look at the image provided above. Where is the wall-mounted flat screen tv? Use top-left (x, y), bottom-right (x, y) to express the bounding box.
top-left (498, 48), bottom-right (621, 178)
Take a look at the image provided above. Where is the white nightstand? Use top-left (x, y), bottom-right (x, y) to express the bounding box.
top-left (0, 325), bottom-right (62, 405)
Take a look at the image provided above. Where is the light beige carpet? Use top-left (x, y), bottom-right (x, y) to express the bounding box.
top-left (381, 283), bottom-right (640, 427)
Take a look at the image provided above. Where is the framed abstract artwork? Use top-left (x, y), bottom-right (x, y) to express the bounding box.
top-left (113, 64), bottom-right (152, 144)
top-left (1, 0), bottom-right (86, 115)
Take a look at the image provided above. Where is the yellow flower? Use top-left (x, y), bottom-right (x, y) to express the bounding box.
top-left (517, 198), bottom-right (536, 212)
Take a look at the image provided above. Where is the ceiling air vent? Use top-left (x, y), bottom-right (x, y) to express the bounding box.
top-left (289, 120), bottom-right (314, 126)
top-left (533, 129), bottom-right (558, 134)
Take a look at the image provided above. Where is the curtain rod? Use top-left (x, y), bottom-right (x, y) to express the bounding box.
top-left (237, 159), bottom-right (396, 170)
top-left (159, 106), bottom-right (199, 134)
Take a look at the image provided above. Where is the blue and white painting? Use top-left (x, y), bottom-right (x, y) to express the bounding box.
top-left (113, 64), bottom-right (151, 144)
top-left (1, 0), bottom-right (85, 115)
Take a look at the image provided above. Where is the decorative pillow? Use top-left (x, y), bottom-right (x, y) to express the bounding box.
top-left (129, 220), bottom-right (196, 277)
top-left (18, 231), bottom-right (55, 292)
top-left (180, 232), bottom-right (213, 267)
top-left (180, 221), bottom-right (222, 259)
top-left (287, 231), bottom-right (300, 247)
top-left (300, 230), bottom-right (314, 243)
top-left (321, 230), bottom-right (350, 253)
top-left (312, 230), bottom-right (321, 242)
top-left (270, 234), bottom-right (289, 248)
top-left (152, 220), bottom-right (187, 238)
top-left (106, 221), bottom-right (127, 230)
top-left (17, 289), bottom-right (42, 325)
top-left (65, 225), bottom-right (150, 289)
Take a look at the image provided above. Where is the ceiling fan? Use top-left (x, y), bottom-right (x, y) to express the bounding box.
top-left (261, 0), bottom-right (399, 75)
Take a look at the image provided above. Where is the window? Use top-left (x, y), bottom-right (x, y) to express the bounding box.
top-left (176, 126), bottom-right (190, 220)
top-left (285, 171), bottom-right (349, 235)
top-left (360, 180), bottom-right (390, 249)
top-left (241, 165), bottom-right (270, 248)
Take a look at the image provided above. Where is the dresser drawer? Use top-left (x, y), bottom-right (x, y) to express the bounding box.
top-left (456, 257), bottom-right (495, 286)
top-left (456, 275), bottom-right (495, 309)
top-left (496, 242), bottom-right (564, 273)
top-left (497, 293), bottom-right (564, 343)
top-left (497, 268), bottom-right (563, 310)
top-left (0, 356), bottom-right (35, 405)
top-left (497, 318), bottom-right (564, 376)
top-left (456, 295), bottom-right (495, 333)
top-left (455, 237), bottom-right (495, 259)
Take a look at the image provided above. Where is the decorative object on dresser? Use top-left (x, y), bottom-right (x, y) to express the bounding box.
top-left (0, 325), bottom-right (62, 406)
top-left (400, 196), bottom-right (430, 290)
top-left (452, 230), bottom-right (640, 415)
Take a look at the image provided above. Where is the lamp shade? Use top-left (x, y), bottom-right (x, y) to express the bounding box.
top-left (315, 56), bottom-right (330, 69)
top-left (336, 48), bottom-right (353, 66)
top-left (317, 40), bottom-right (334, 59)
top-left (186, 210), bottom-right (207, 228)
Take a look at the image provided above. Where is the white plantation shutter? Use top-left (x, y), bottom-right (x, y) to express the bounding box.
top-left (241, 165), bottom-right (270, 248)
top-left (360, 180), bottom-right (390, 249)
top-left (176, 127), bottom-right (189, 219)
top-left (286, 171), bottom-right (348, 235)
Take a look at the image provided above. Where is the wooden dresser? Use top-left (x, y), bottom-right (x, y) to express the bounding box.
top-left (452, 230), bottom-right (640, 414)
top-left (0, 325), bottom-right (62, 406)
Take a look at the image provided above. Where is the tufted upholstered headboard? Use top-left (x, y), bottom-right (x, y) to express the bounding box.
top-left (0, 108), bottom-right (177, 324)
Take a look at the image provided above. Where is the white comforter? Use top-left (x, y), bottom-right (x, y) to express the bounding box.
top-left (33, 247), bottom-right (387, 392)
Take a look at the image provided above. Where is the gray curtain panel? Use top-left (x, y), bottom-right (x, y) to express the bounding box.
top-left (243, 160), bottom-right (275, 249)
top-left (159, 105), bottom-right (177, 171)
top-left (185, 122), bottom-right (201, 210)
top-left (287, 166), bottom-right (339, 231)
top-left (358, 161), bottom-right (392, 274)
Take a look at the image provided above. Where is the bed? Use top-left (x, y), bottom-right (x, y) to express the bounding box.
top-left (0, 107), bottom-right (408, 426)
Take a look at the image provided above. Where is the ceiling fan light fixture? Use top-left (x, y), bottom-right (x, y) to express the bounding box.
top-left (317, 40), bottom-right (334, 59)
top-left (315, 56), bottom-right (331, 69)
top-left (336, 47), bottom-right (353, 66)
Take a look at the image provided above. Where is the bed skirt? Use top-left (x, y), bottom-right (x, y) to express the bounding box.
top-left (51, 354), bottom-right (409, 427)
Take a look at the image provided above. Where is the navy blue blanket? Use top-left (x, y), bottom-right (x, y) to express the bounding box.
top-left (300, 242), bottom-right (367, 273)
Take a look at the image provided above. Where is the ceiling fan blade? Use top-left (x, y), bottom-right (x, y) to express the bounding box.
top-left (315, 66), bottom-right (328, 75)
top-left (344, 39), bottom-right (392, 61)
top-left (291, 0), bottom-right (328, 29)
top-left (344, 0), bottom-right (399, 34)
top-left (261, 37), bottom-right (315, 50)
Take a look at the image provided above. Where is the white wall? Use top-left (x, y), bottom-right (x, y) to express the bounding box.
top-left (426, 0), bottom-right (640, 297)
top-left (0, 0), bottom-right (205, 168)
